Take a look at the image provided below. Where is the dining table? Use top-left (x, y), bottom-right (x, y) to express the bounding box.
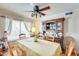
top-left (16, 37), bottom-right (62, 56)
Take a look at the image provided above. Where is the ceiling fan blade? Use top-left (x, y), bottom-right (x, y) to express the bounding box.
top-left (39, 6), bottom-right (50, 11)
top-left (38, 12), bottom-right (46, 16)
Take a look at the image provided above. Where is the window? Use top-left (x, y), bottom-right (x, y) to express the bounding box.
top-left (5, 18), bottom-right (32, 41)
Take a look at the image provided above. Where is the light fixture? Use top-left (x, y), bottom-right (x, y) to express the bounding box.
top-left (31, 12), bottom-right (42, 18)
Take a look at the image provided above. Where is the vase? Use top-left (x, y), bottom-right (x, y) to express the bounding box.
top-left (34, 36), bottom-right (38, 42)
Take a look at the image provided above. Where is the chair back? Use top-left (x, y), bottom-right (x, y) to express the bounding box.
top-left (63, 36), bottom-right (76, 56)
top-left (6, 42), bottom-right (23, 56)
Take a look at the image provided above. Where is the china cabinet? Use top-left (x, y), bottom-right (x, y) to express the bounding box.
top-left (42, 18), bottom-right (65, 50)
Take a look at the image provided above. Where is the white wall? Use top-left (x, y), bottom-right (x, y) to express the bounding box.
top-left (0, 17), bottom-right (5, 39)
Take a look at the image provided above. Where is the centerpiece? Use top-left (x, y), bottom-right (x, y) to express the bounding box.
top-left (31, 27), bottom-right (39, 42)
top-left (34, 33), bottom-right (39, 42)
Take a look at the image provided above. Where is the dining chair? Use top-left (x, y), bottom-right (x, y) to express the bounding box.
top-left (6, 42), bottom-right (23, 56)
top-left (46, 35), bottom-right (54, 42)
top-left (16, 44), bottom-right (27, 56)
top-left (4, 42), bottom-right (14, 56)
top-left (63, 36), bottom-right (77, 56)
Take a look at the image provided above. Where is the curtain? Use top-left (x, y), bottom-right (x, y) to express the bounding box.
top-left (5, 17), bottom-right (32, 41)
top-left (11, 20), bottom-right (21, 40)
top-left (5, 17), bottom-right (12, 35)
top-left (24, 22), bottom-right (32, 33)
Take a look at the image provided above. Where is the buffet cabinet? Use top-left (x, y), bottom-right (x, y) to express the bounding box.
top-left (42, 18), bottom-right (65, 50)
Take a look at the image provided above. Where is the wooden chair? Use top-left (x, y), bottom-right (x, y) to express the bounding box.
top-left (63, 36), bottom-right (77, 56)
top-left (5, 43), bottom-right (19, 56)
top-left (46, 35), bottom-right (54, 42)
top-left (5, 42), bottom-right (26, 56)
top-left (16, 44), bottom-right (27, 56)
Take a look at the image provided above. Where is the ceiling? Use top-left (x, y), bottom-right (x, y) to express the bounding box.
top-left (0, 3), bottom-right (79, 21)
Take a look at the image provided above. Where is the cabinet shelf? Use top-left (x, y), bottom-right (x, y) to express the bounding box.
top-left (42, 18), bottom-right (64, 41)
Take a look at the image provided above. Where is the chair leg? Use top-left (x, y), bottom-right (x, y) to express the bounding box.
top-left (74, 49), bottom-right (77, 56)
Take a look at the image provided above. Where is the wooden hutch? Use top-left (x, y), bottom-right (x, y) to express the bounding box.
top-left (42, 18), bottom-right (65, 50)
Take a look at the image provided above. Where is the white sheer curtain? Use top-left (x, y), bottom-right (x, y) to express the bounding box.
top-left (5, 18), bottom-right (32, 41)
top-left (9, 20), bottom-right (20, 40)
top-left (24, 22), bottom-right (32, 33)
top-left (5, 17), bottom-right (12, 35)
top-left (20, 21), bottom-right (31, 37)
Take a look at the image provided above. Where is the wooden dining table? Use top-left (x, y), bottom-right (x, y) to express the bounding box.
top-left (16, 37), bottom-right (62, 56)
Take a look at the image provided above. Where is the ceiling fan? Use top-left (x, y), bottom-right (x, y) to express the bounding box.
top-left (25, 5), bottom-right (50, 18)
